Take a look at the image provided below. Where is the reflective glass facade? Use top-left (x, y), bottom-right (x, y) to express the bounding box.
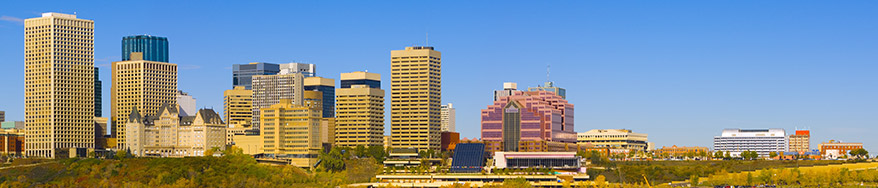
top-left (303, 85), bottom-right (335, 118)
top-left (341, 79), bottom-right (380, 89)
top-left (233, 63), bottom-right (280, 89)
top-left (122, 35), bottom-right (169, 62)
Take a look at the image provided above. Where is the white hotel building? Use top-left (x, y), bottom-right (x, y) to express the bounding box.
top-left (713, 128), bottom-right (787, 157)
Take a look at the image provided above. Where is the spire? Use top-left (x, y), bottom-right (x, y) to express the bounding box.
top-left (128, 106), bottom-right (141, 123)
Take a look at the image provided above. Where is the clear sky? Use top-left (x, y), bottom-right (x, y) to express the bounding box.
top-left (1, 1), bottom-right (876, 152)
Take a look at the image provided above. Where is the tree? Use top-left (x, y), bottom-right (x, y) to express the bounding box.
top-left (850, 148), bottom-right (869, 159)
top-left (724, 151), bottom-right (731, 159)
top-left (115, 149), bottom-right (128, 160)
top-left (769, 151), bottom-right (778, 158)
top-left (319, 147), bottom-right (346, 172)
top-left (714, 151), bottom-right (723, 159)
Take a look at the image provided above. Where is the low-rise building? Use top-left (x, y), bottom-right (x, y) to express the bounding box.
top-left (655, 145), bottom-right (708, 157)
top-left (0, 129), bottom-right (25, 156)
top-left (714, 128), bottom-right (786, 157)
top-left (440, 132), bottom-right (460, 151)
top-left (819, 140), bottom-right (863, 159)
top-left (577, 129), bottom-right (649, 152)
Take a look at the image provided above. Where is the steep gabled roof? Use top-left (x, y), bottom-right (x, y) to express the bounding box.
top-left (128, 106), bottom-right (142, 123)
top-left (157, 102), bottom-right (178, 115)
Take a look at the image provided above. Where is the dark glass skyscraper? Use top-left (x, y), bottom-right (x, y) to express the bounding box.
top-left (94, 67), bottom-right (102, 117)
top-left (233, 62), bottom-right (281, 89)
top-left (122, 35), bottom-right (169, 62)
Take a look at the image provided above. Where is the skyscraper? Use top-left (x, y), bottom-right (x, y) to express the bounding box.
top-left (122, 35), bottom-right (169, 62)
top-left (233, 63), bottom-right (280, 90)
top-left (95, 67), bottom-right (102, 117)
top-left (24, 13), bottom-right (96, 158)
top-left (335, 71), bottom-right (384, 147)
top-left (528, 81), bottom-right (566, 99)
top-left (177, 90), bottom-right (196, 116)
top-left (390, 46), bottom-right (442, 151)
top-left (440, 103), bottom-right (456, 132)
top-left (111, 52), bottom-right (178, 149)
top-left (481, 91), bottom-right (576, 152)
top-left (224, 86), bottom-right (253, 127)
top-left (304, 77), bottom-right (335, 118)
top-left (251, 73), bottom-right (304, 129)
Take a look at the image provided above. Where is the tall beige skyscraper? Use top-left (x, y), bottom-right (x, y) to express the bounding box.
top-left (440, 103), bottom-right (455, 132)
top-left (24, 13), bottom-right (96, 158)
top-left (111, 52), bottom-right (178, 149)
top-left (335, 71), bottom-right (384, 147)
top-left (390, 46), bottom-right (441, 151)
top-left (224, 86), bottom-right (253, 127)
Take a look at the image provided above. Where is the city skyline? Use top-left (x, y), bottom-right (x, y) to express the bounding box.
top-left (1, 1), bottom-right (877, 152)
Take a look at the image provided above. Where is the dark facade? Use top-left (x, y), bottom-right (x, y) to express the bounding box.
top-left (341, 79), bottom-right (380, 89)
top-left (94, 67), bottom-right (102, 117)
top-left (122, 35), bottom-right (169, 62)
top-left (303, 85), bottom-right (335, 118)
top-left (450, 143), bottom-right (486, 173)
top-left (233, 63), bottom-right (280, 89)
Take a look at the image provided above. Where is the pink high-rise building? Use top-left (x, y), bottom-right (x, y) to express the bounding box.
top-left (481, 90), bottom-right (576, 152)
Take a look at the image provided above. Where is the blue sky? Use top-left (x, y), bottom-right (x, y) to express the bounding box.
top-left (1, 1), bottom-right (876, 152)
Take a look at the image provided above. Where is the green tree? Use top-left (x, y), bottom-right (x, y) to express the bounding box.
top-left (714, 151), bottom-right (723, 159)
top-left (115, 149), bottom-right (128, 160)
top-left (319, 147), bottom-right (346, 172)
top-left (769, 151), bottom-right (778, 158)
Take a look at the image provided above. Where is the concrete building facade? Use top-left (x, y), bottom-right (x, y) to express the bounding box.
top-left (713, 128), bottom-right (787, 157)
top-left (335, 71), bottom-right (385, 147)
top-left (789, 130), bottom-right (811, 154)
top-left (177, 90), bottom-right (196, 116)
top-left (577, 129), bottom-right (649, 152)
top-left (24, 13), bottom-right (96, 158)
top-left (224, 86), bottom-right (253, 127)
top-left (260, 99), bottom-right (322, 168)
top-left (111, 52), bottom-right (178, 149)
top-left (440, 103), bottom-right (456, 132)
top-left (251, 73), bottom-right (304, 130)
top-left (390, 46), bottom-right (442, 151)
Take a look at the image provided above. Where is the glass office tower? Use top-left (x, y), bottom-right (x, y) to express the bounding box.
top-left (233, 62), bottom-right (281, 90)
top-left (122, 35), bottom-right (169, 62)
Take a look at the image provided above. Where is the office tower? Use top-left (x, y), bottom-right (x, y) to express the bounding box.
top-left (440, 103), bottom-right (456, 132)
top-left (528, 81), bottom-right (566, 99)
top-left (494, 82), bottom-right (517, 101)
top-left (94, 67), bottom-right (102, 117)
top-left (224, 86), bottom-right (253, 127)
top-left (125, 104), bottom-right (226, 157)
top-left (390, 46), bottom-right (442, 151)
top-left (789, 130), bottom-right (811, 154)
top-left (24, 13), bottom-right (95, 158)
top-left (233, 62), bottom-right (280, 90)
top-left (280, 62), bottom-right (316, 77)
top-left (111, 52), bottom-right (178, 149)
top-left (177, 90), bottom-right (196, 116)
top-left (481, 91), bottom-right (576, 152)
top-left (714, 128), bottom-right (786, 157)
top-left (122, 35), bottom-right (168, 62)
top-left (0, 111), bottom-right (4, 122)
top-left (335, 71), bottom-right (385, 147)
top-left (251, 73), bottom-right (304, 129)
top-left (304, 77), bottom-right (335, 118)
top-left (577, 129), bottom-right (649, 152)
top-left (260, 99), bottom-right (322, 168)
